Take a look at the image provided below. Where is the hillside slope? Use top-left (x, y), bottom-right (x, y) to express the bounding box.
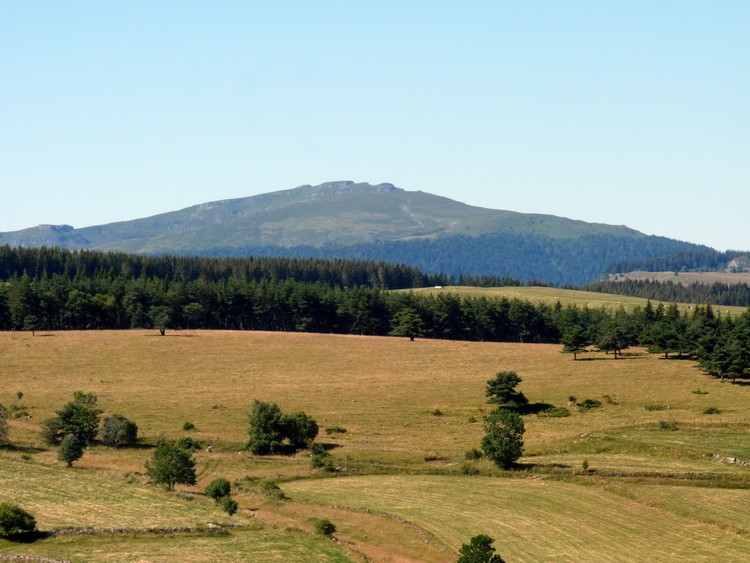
top-left (0, 181), bottom-right (707, 284)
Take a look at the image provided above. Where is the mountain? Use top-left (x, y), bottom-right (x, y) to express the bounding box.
top-left (0, 181), bottom-right (708, 284)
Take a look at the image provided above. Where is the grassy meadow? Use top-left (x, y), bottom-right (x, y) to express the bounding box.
top-left (2, 329), bottom-right (750, 561)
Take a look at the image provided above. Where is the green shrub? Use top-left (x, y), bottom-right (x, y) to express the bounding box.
top-left (458, 534), bottom-right (505, 563)
top-left (219, 496), bottom-right (238, 516)
top-left (658, 420), bottom-right (678, 431)
top-left (324, 425), bottom-right (347, 435)
top-left (644, 403), bottom-right (668, 411)
top-left (175, 436), bottom-right (201, 452)
top-left (145, 440), bottom-right (197, 491)
top-left (43, 391), bottom-right (102, 446)
top-left (481, 408), bottom-right (524, 469)
top-left (205, 477), bottom-right (232, 501)
top-left (577, 399), bottom-right (602, 411)
top-left (282, 411), bottom-right (319, 449)
top-left (430, 408), bottom-right (444, 416)
top-left (258, 480), bottom-right (287, 501)
top-left (460, 462), bottom-right (480, 476)
top-left (100, 414), bottom-right (138, 447)
top-left (58, 434), bottom-right (84, 467)
top-left (467, 415), bottom-right (478, 424)
top-left (464, 448), bottom-right (484, 460)
top-left (540, 406), bottom-right (570, 418)
top-left (703, 407), bottom-right (721, 415)
top-left (0, 503), bottom-right (36, 537)
top-left (692, 389), bottom-right (709, 395)
top-left (313, 518), bottom-right (336, 537)
top-left (182, 421), bottom-right (195, 431)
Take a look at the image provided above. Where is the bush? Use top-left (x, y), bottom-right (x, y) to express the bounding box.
top-left (0, 503), bottom-right (36, 537)
top-left (313, 518), bottom-right (336, 537)
top-left (100, 414), bottom-right (138, 447)
top-left (692, 389), bottom-right (709, 395)
top-left (258, 480), bottom-right (287, 501)
top-left (481, 408), bottom-right (525, 469)
top-left (464, 448), bottom-right (484, 460)
top-left (44, 392), bottom-right (102, 446)
top-left (703, 407), bottom-right (721, 415)
top-left (644, 403), bottom-right (668, 411)
top-left (658, 420), bottom-right (678, 431)
top-left (205, 477), bottom-right (232, 501)
top-left (247, 400), bottom-right (319, 454)
top-left (486, 371), bottom-right (528, 410)
top-left (577, 399), bottom-right (602, 411)
top-left (457, 534), bottom-right (505, 563)
top-left (58, 434), bottom-right (84, 467)
top-left (540, 406), bottom-right (570, 418)
top-left (145, 440), bottom-right (197, 491)
top-left (247, 401), bottom-right (285, 455)
top-left (324, 425), bottom-right (347, 435)
top-left (311, 452), bottom-right (335, 472)
top-left (460, 462), bottom-right (480, 476)
top-left (175, 436), bottom-right (201, 452)
top-left (220, 496), bottom-right (238, 516)
top-left (282, 411), bottom-right (319, 449)
top-left (182, 421), bottom-right (196, 431)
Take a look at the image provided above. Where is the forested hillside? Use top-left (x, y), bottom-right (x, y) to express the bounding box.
top-left (202, 232), bottom-right (702, 286)
top-left (2, 246), bottom-right (749, 384)
top-left (605, 249), bottom-right (749, 274)
top-left (586, 279), bottom-right (750, 308)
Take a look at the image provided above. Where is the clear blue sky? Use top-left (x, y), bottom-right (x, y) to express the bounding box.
top-left (1, 1), bottom-right (748, 250)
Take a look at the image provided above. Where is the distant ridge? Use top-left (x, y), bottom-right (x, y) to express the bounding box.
top-left (0, 181), bottom-right (708, 284)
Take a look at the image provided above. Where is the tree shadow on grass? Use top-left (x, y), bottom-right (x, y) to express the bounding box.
top-left (516, 402), bottom-right (554, 415)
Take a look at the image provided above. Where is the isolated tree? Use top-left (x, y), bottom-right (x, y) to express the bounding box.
top-left (43, 391), bottom-right (102, 446)
top-left (389, 307), bottom-right (426, 341)
top-left (58, 433), bottom-right (84, 467)
top-left (247, 400), bottom-right (285, 455)
top-left (100, 414), bottom-right (138, 447)
top-left (282, 411), bottom-right (319, 449)
top-left (457, 534), bottom-right (505, 563)
top-left (0, 503), bottom-right (37, 537)
top-left (485, 371), bottom-right (528, 410)
top-left (481, 408), bottom-right (525, 469)
top-left (205, 477), bottom-right (232, 501)
top-left (23, 314), bottom-right (39, 336)
top-left (561, 324), bottom-right (588, 360)
top-left (0, 404), bottom-right (9, 446)
top-left (149, 305), bottom-right (172, 336)
top-left (145, 440), bottom-right (197, 491)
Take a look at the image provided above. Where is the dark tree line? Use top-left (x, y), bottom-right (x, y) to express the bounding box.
top-left (585, 279), bottom-right (750, 308)
top-left (198, 232), bottom-right (702, 286)
top-left (604, 249), bottom-right (747, 274)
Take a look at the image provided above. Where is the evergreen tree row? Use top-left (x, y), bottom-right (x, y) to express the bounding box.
top-left (604, 249), bottom-right (747, 274)
top-left (198, 232), bottom-right (702, 285)
top-left (585, 279), bottom-right (750, 308)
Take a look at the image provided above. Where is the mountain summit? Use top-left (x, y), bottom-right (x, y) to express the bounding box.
top-left (1, 181), bottom-right (641, 253)
top-left (0, 181), bottom-right (705, 284)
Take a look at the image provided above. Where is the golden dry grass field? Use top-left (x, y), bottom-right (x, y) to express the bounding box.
top-left (2, 329), bottom-right (750, 561)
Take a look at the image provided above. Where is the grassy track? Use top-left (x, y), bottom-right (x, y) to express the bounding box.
top-left (3, 330), bottom-right (750, 560)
